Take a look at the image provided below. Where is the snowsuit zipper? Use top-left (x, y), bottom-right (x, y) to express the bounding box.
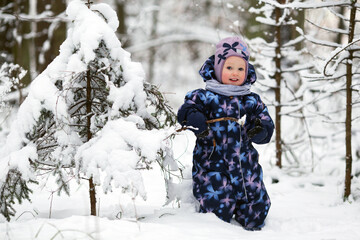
top-left (237, 99), bottom-right (249, 202)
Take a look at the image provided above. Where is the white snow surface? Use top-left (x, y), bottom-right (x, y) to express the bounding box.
top-left (1, 132), bottom-right (360, 239)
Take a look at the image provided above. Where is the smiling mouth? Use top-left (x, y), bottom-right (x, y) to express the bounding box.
top-left (229, 78), bottom-right (238, 81)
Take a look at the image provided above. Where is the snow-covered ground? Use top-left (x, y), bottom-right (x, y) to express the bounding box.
top-left (1, 132), bottom-right (359, 240)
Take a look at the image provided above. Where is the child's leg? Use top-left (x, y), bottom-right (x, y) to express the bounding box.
top-left (198, 200), bottom-right (235, 222)
top-left (193, 172), bottom-right (237, 223)
top-left (234, 184), bottom-right (271, 230)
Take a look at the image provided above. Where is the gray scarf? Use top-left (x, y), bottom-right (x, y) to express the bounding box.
top-left (205, 79), bottom-right (251, 97)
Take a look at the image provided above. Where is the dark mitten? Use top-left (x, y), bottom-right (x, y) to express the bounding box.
top-left (186, 110), bottom-right (208, 137)
top-left (247, 118), bottom-right (264, 140)
top-left (196, 128), bottom-right (209, 138)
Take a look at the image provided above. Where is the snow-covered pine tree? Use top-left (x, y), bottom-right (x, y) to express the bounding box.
top-left (0, 0), bottom-right (176, 221)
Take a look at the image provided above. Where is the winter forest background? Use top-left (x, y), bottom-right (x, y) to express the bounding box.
top-left (0, 0), bottom-right (360, 239)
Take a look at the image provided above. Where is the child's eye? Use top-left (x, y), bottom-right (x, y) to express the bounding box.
top-left (238, 68), bottom-right (244, 71)
top-left (226, 66), bottom-right (232, 70)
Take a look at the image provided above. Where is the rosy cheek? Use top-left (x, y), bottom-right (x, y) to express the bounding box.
top-left (222, 72), bottom-right (229, 79)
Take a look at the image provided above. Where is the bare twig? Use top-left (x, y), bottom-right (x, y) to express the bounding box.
top-left (323, 38), bottom-right (360, 77)
top-left (305, 18), bottom-right (348, 35)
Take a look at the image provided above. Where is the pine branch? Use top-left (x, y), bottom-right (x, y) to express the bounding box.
top-left (0, 170), bottom-right (37, 221)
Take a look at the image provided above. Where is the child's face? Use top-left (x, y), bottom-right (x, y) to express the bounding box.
top-left (221, 56), bottom-right (247, 86)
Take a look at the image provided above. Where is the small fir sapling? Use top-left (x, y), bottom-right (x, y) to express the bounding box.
top-left (0, 0), bottom-right (177, 221)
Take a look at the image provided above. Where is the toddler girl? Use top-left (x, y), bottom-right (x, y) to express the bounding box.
top-left (177, 36), bottom-right (274, 230)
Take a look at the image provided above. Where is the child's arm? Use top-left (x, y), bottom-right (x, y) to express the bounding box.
top-left (246, 94), bottom-right (274, 144)
top-left (177, 89), bottom-right (208, 137)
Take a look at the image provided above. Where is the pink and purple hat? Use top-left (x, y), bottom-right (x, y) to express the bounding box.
top-left (214, 37), bottom-right (250, 83)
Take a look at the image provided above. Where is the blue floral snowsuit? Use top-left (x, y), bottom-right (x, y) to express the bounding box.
top-left (178, 56), bottom-right (274, 229)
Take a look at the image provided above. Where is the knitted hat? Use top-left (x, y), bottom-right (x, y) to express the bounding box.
top-left (214, 36), bottom-right (250, 83)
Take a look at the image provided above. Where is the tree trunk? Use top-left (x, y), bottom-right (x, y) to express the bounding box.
top-left (344, 0), bottom-right (357, 201)
top-left (35, 0), bottom-right (66, 74)
top-left (148, 0), bottom-right (160, 83)
top-left (83, 0), bottom-right (96, 216)
top-left (292, 4), bottom-right (304, 50)
top-left (116, 1), bottom-right (128, 47)
top-left (89, 177), bottom-right (96, 216)
top-left (86, 69), bottom-right (96, 215)
top-left (13, 0), bottom-right (32, 86)
top-left (29, 0), bottom-right (37, 79)
top-left (336, 6), bottom-right (346, 45)
top-left (274, 1), bottom-right (285, 168)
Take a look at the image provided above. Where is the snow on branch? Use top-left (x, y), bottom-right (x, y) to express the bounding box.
top-left (305, 19), bottom-right (349, 35)
top-left (258, 0), bottom-right (355, 10)
top-left (283, 35), bottom-right (306, 47)
top-left (125, 23), bottom-right (235, 53)
top-left (0, 10), bottom-right (68, 23)
top-left (296, 27), bottom-right (342, 48)
top-left (0, 63), bottom-right (27, 111)
top-left (328, 6), bottom-right (360, 23)
top-left (126, 33), bottom-right (216, 53)
top-left (323, 38), bottom-right (360, 77)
